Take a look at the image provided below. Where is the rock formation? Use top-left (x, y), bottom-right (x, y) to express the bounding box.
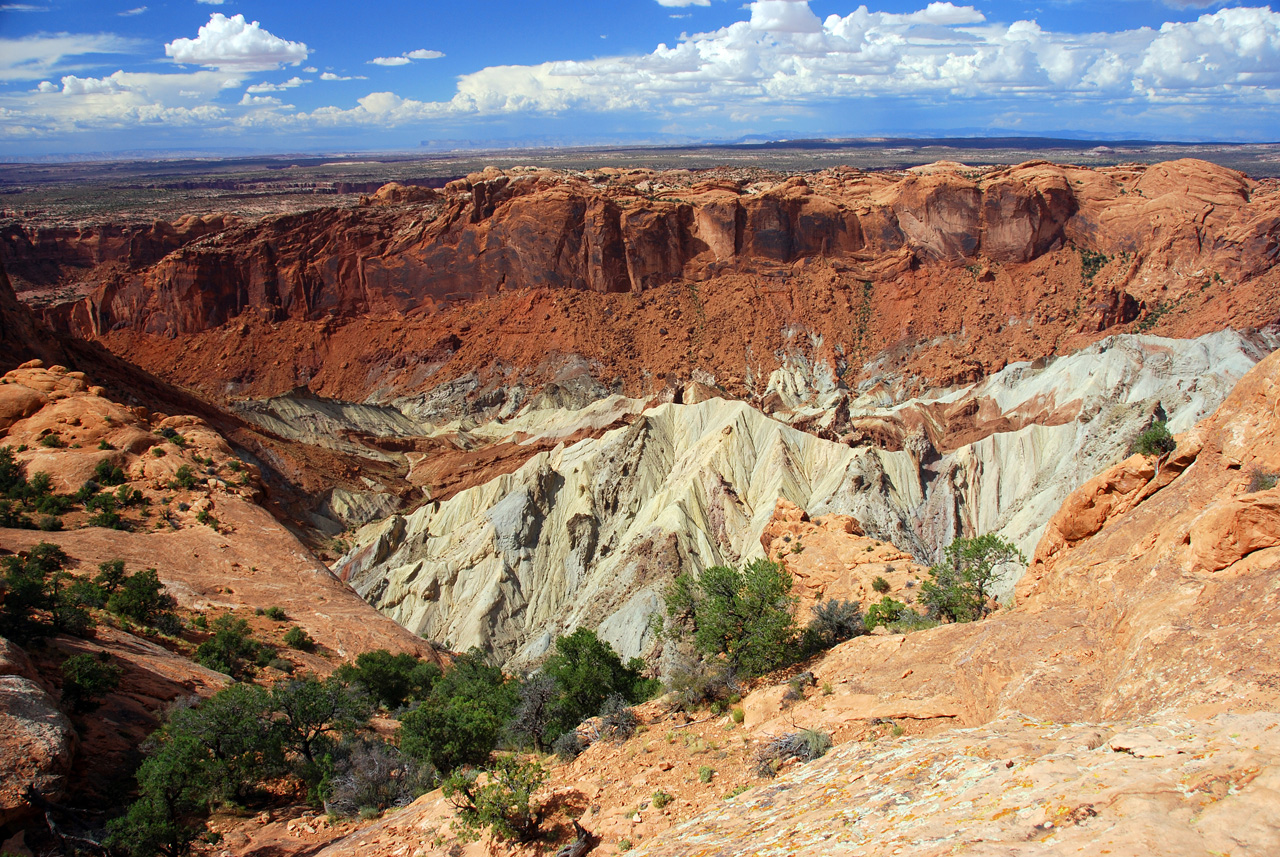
top-left (336, 329), bottom-right (1270, 669)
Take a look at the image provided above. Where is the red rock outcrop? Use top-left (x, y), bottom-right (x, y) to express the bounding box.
top-left (11, 160), bottom-right (1278, 407)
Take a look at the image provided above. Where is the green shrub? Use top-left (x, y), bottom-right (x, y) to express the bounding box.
top-left (195, 615), bottom-right (263, 679)
top-left (664, 558), bottom-right (799, 677)
top-left (699, 765), bottom-right (714, 784)
top-left (1130, 421), bottom-right (1176, 457)
top-left (195, 509), bottom-right (217, 528)
top-left (540, 628), bottom-right (656, 740)
top-left (170, 465), bottom-right (197, 490)
top-left (864, 596), bottom-right (908, 629)
top-left (871, 575), bottom-right (891, 594)
top-left (0, 499), bottom-right (34, 528)
top-left (442, 755), bottom-right (547, 843)
top-left (283, 625), bottom-right (315, 652)
top-left (264, 606), bottom-right (287, 621)
top-left (86, 494), bottom-right (126, 529)
top-left (98, 440), bottom-right (115, 450)
top-left (919, 534), bottom-right (1024, 623)
top-left (270, 675), bottom-right (371, 788)
top-left (93, 458), bottom-right (127, 486)
top-left (0, 542), bottom-right (92, 641)
top-left (651, 789), bottom-right (672, 809)
top-left (40, 432), bottom-right (65, 448)
top-left (61, 651), bottom-right (122, 714)
top-left (107, 568), bottom-right (180, 633)
top-left (332, 649), bottom-right (440, 710)
top-left (398, 650), bottom-right (517, 775)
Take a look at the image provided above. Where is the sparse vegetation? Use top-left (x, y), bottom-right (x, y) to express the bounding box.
top-left (872, 575), bottom-right (891, 593)
top-left (195, 615), bottom-right (266, 679)
top-left (1248, 469), bottom-right (1279, 492)
top-left (754, 728), bottom-right (832, 777)
top-left (264, 605), bottom-right (287, 621)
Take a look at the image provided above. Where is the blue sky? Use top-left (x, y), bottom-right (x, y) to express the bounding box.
top-left (1, 0), bottom-right (1278, 155)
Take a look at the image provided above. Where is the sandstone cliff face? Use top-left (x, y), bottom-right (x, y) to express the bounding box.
top-left (14, 160), bottom-right (1279, 415)
top-left (336, 330), bottom-right (1268, 669)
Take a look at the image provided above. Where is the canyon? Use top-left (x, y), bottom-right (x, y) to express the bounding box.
top-left (2, 153), bottom-right (1280, 856)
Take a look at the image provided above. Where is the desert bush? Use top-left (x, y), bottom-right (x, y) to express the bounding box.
top-left (699, 765), bottom-right (714, 784)
top-left (170, 465), bottom-right (197, 490)
top-left (264, 606), bottom-right (287, 621)
top-left (1130, 421), bottom-right (1176, 457)
top-left (597, 693), bottom-right (638, 742)
top-left (323, 737), bottom-right (431, 818)
top-left (1248, 468), bottom-right (1278, 492)
top-left (664, 558), bottom-right (799, 677)
top-left (541, 628), bottom-right (656, 739)
top-left (0, 542), bottom-right (92, 641)
top-left (397, 650), bottom-right (517, 775)
top-left (801, 597), bottom-right (866, 654)
top-left (443, 754), bottom-right (547, 843)
top-left (754, 728), bottom-right (832, 777)
top-left (333, 648), bottom-right (440, 710)
top-left (920, 534), bottom-right (1024, 623)
top-left (864, 596), bottom-right (908, 629)
top-left (665, 654), bottom-right (741, 711)
top-left (61, 651), bottom-right (122, 714)
top-left (651, 789), bottom-right (672, 809)
top-left (195, 615), bottom-right (263, 679)
top-left (93, 458), bottom-right (127, 486)
top-left (283, 626), bottom-right (315, 652)
top-left (108, 568), bottom-right (181, 633)
top-left (553, 730), bottom-right (587, 760)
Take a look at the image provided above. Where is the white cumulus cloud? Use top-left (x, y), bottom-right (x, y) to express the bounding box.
top-left (369, 56), bottom-right (412, 66)
top-left (369, 48), bottom-right (446, 66)
top-left (165, 13), bottom-right (308, 71)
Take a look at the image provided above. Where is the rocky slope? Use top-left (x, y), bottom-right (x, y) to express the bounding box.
top-left (335, 328), bottom-right (1270, 669)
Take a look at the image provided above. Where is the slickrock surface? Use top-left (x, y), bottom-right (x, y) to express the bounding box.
top-left (0, 639), bottom-right (75, 829)
top-left (0, 361), bottom-right (435, 662)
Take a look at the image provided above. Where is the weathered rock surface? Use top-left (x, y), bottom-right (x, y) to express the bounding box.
top-left (0, 658), bottom-right (76, 830)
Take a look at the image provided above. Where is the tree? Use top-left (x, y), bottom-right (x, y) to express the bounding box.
top-left (1131, 420), bottom-right (1176, 457)
top-left (442, 755), bottom-right (548, 843)
top-left (398, 651), bottom-right (516, 775)
top-left (920, 534), bottom-right (1025, 623)
top-left (665, 558), bottom-right (798, 677)
top-left (509, 673), bottom-right (557, 751)
top-left (165, 684), bottom-right (281, 803)
top-left (0, 542), bottom-right (91, 641)
top-left (108, 568), bottom-right (180, 632)
top-left (540, 628), bottom-right (654, 739)
top-left (333, 649), bottom-right (439, 709)
top-left (106, 731), bottom-right (213, 857)
top-left (61, 651), bottom-right (122, 714)
top-left (270, 675), bottom-right (370, 788)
